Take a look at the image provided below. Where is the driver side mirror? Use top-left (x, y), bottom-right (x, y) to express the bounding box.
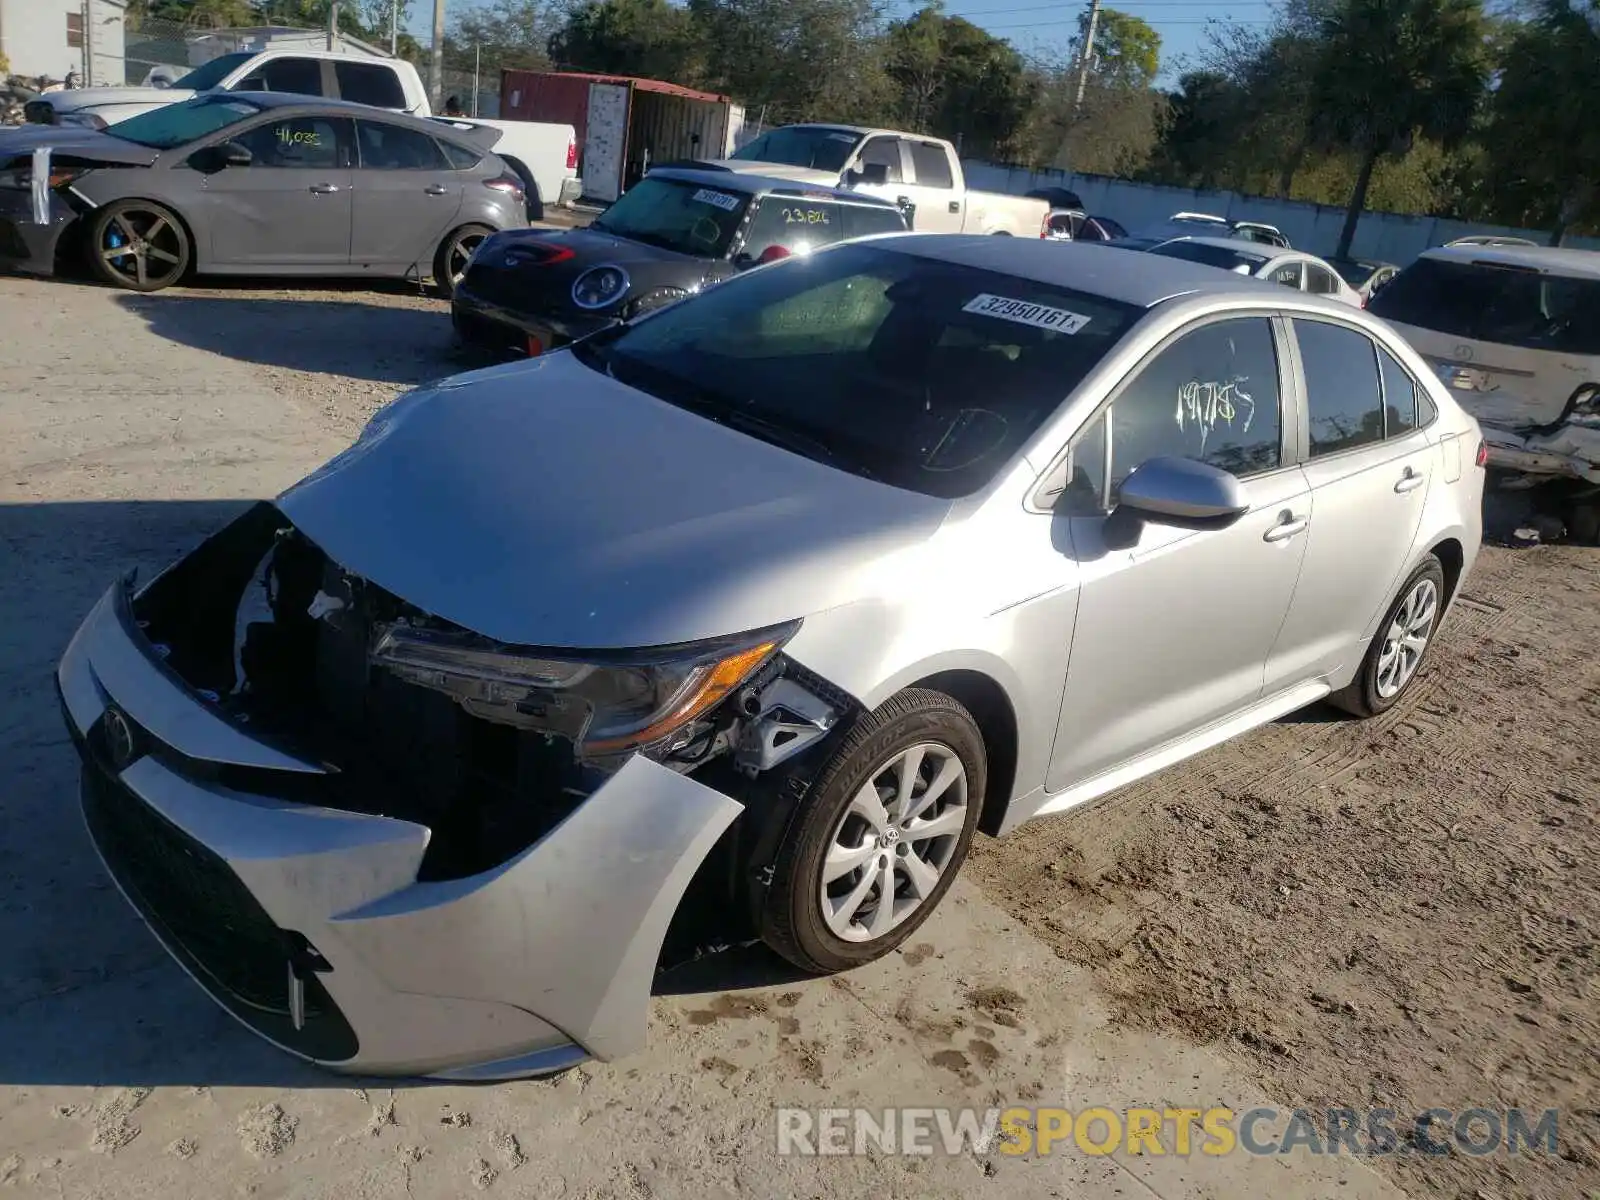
top-left (190, 141), bottom-right (252, 173)
top-left (1112, 456), bottom-right (1249, 531)
top-left (846, 161), bottom-right (890, 188)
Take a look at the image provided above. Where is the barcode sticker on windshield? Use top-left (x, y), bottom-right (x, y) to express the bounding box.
top-left (962, 293), bottom-right (1091, 334)
top-left (691, 188), bottom-right (741, 211)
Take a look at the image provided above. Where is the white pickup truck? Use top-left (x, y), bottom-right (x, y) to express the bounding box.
top-left (709, 124), bottom-right (1050, 237)
top-left (22, 48), bottom-right (431, 129)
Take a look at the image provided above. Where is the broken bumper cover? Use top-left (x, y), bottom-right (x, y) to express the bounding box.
top-left (0, 188), bottom-right (74, 276)
top-left (56, 581), bottom-right (743, 1079)
top-left (1481, 422), bottom-right (1600, 484)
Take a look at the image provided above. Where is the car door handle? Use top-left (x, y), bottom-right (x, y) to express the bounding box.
top-left (1263, 515), bottom-right (1309, 543)
top-left (424, 184), bottom-right (449, 195)
top-left (948, 200), bottom-right (960, 213)
top-left (1394, 468), bottom-right (1425, 493)
top-left (308, 183), bottom-right (341, 194)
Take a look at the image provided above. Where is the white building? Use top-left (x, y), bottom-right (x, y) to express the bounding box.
top-left (0, 0), bottom-right (128, 86)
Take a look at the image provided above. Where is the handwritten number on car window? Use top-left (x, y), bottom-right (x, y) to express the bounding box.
top-left (783, 206), bottom-right (830, 226)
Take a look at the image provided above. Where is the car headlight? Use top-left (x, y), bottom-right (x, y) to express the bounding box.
top-left (572, 264), bottom-right (630, 310)
top-left (0, 164), bottom-right (85, 191)
top-left (370, 620), bottom-right (798, 759)
top-left (58, 112), bottom-right (108, 131)
top-left (622, 285), bottom-right (689, 321)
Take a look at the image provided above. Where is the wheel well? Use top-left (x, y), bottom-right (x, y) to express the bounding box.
top-left (497, 153), bottom-right (545, 221)
top-left (909, 670), bottom-right (1017, 837)
top-left (1430, 537), bottom-right (1465, 605)
top-left (75, 198), bottom-right (200, 275)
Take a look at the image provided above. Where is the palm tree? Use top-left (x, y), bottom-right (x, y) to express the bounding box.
top-left (1307, 0), bottom-right (1488, 259)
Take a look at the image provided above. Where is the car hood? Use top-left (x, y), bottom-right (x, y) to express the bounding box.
top-left (276, 353), bottom-right (950, 649)
top-left (0, 126), bottom-right (159, 166)
top-left (496, 225), bottom-right (702, 270)
top-left (36, 85), bottom-right (196, 114)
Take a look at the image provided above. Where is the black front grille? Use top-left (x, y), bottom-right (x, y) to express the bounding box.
top-left (79, 728), bottom-right (358, 1061)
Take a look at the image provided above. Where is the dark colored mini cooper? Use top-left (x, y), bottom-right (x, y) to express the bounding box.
top-left (451, 167), bottom-right (912, 355)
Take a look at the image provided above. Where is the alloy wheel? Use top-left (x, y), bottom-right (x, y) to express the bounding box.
top-left (819, 742), bottom-right (969, 943)
top-left (1376, 577), bottom-right (1439, 699)
top-left (99, 208), bottom-right (185, 290)
top-left (447, 231), bottom-right (486, 289)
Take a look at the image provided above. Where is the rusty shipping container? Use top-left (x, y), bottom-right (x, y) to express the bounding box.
top-left (500, 69), bottom-right (746, 203)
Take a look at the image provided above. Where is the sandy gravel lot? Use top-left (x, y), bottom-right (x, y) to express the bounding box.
top-left (0, 270), bottom-right (1594, 1200)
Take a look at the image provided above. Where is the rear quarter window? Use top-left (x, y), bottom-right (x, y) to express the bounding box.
top-left (840, 203), bottom-right (906, 240)
top-left (440, 140), bottom-right (483, 169)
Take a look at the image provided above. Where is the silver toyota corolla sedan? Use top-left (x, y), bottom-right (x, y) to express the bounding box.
top-left (57, 236), bottom-right (1485, 1080)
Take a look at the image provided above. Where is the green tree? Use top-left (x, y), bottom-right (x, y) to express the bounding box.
top-left (1082, 7), bottom-right (1160, 88)
top-left (1478, 0), bottom-right (1600, 242)
top-left (1144, 70), bottom-right (1245, 189)
top-left (885, 7), bottom-right (1037, 158)
top-left (548, 0), bottom-right (700, 81)
top-left (1307, 0), bottom-right (1489, 257)
top-left (446, 0), bottom-right (555, 74)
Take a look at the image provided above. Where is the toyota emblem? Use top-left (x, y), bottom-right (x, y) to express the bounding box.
top-left (103, 707), bottom-right (139, 770)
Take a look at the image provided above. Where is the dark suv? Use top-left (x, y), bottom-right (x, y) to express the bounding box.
top-left (452, 167), bottom-right (911, 356)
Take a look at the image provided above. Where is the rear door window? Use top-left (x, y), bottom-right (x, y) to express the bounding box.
top-left (1306, 264), bottom-right (1342, 296)
top-left (839, 203), bottom-right (906, 240)
top-left (335, 61), bottom-right (406, 109)
top-left (741, 197), bottom-right (842, 260)
top-left (1293, 319), bottom-right (1385, 456)
top-left (908, 140), bottom-right (953, 188)
top-left (1368, 256), bottom-right (1600, 354)
top-left (357, 121), bottom-right (448, 170)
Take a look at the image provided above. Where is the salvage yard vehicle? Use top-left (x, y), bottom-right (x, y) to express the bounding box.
top-left (451, 166), bottom-right (910, 356)
top-left (712, 123), bottom-right (1050, 236)
top-left (1042, 209), bottom-right (1127, 243)
top-left (1111, 235), bottom-right (1364, 308)
top-left (58, 237), bottom-right (1484, 1080)
top-left (427, 114), bottom-right (580, 222)
top-left (1328, 256), bottom-right (1400, 306)
top-left (1159, 212), bottom-right (1291, 248)
top-left (0, 93), bottom-right (526, 295)
top-left (22, 48), bottom-right (432, 129)
top-left (1368, 243), bottom-right (1600, 539)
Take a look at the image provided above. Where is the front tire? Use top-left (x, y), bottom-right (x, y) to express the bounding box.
top-left (760, 688), bottom-right (985, 974)
top-left (1330, 556), bottom-right (1446, 717)
top-left (88, 199), bottom-right (190, 292)
top-left (433, 223), bottom-right (492, 299)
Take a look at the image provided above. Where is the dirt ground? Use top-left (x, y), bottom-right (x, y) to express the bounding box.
top-left (0, 267), bottom-right (1595, 1200)
top-left (971, 543), bottom-right (1600, 1199)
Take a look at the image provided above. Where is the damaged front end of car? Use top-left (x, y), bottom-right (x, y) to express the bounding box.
top-left (1469, 382), bottom-right (1600, 543)
top-left (57, 502), bottom-right (859, 1079)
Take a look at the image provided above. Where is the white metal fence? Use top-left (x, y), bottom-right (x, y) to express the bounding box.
top-left (963, 161), bottom-right (1600, 262)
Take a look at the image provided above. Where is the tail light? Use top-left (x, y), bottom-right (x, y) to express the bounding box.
top-left (566, 135), bottom-right (577, 171)
top-left (1475, 438), bottom-right (1488, 468)
top-left (485, 172), bottom-right (525, 199)
top-left (1040, 213), bottom-right (1051, 238)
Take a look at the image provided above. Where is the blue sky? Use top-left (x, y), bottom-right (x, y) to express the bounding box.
top-left (407, 0), bottom-right (1281, 88)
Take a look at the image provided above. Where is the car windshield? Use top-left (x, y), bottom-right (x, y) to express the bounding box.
top-left (571, 242), bottom-right (1143, 498)
top-left (1148, 241), bottom-right (1269, 273)
top-left (105, 95), bottom-right (263, 148)
top-left (1368, 257), bottom-right (1600, 355)
top-left (731, 127), bottom-right (862, 172)
top-left (1331, 260), bottom-right (1379, 287)
top-left (589, 176), bottom-right (751, 258)
top-left (171, 52), bottom-right (255, 91)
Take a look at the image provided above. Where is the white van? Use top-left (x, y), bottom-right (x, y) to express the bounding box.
top-left (1368, 244), bottom-right (1600, 498)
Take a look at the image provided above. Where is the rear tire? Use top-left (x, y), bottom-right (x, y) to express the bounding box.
top-left (1329, 556), bottom-right (1446, 718)
top-left (433, 223), bottom-right (492, 299)
top-left (759, 689), bottom-right (985, 974)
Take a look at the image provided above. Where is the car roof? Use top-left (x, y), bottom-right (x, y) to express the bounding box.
top-left (875, 235), bottom-right (1292, 307)
top-left (189, 91), bottom-right (477, 141)
top-left (1418, 242), bottom-right (1600, 279)
top-left (645, 165), bottom-right (899, 208)
top-left (1154, 235), bottom-right (1297, 261)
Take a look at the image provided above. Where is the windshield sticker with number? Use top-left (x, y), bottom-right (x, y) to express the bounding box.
top-left (691, 188), bottom-right (741, 211)
top-left (962, 293), bottom-right (1092, 333)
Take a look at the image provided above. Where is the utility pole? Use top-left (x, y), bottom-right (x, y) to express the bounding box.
top-left (430, 0), bottom-right (446, 113)
top-left (391, 0), bottom-right (399, 55)
top-left (327, 2), bottom-right (339, 51)
top-left (1073, 0), bottom-right (1101, 114)
top-left (81, 0), bottom-right (93, 86)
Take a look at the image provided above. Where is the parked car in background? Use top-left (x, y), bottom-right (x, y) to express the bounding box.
top-left (0, 93), bottom-right (525, 294)
top-left (1043, 209), bottom-right (1127, 243)
top-left (1444, 234), bottom-right (1539, 248)
top-left (56, 235), bottom-right (1483, 1081)
top-left (1111, 236), bottom-right (1362, 307)
top-left (23, 48), bottom-right (432, 129)
top-left (1368, 243), bottom-right (1600, 537)
top-left (1146, 212), bottom-right (1291, 247)
top-left (452, 167), bottom-right (909, 355)
top-left (1329, 257), bottom-right (1400, 305)
top-left (1026, 186), bottom-right (1084, 211)
top-left (714, 124), bottom-right (1050, 236)
top-left (429, 115), bottom-right (579, 221)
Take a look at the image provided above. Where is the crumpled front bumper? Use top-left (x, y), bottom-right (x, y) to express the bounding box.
top-left (56, 580), bottom-right (743, 1080)
top-left (1481, 420), bottom-right (1600, 485)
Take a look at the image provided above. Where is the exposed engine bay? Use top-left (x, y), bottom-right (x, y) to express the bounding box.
top-left (129, 502), bottom-right (858, 959)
